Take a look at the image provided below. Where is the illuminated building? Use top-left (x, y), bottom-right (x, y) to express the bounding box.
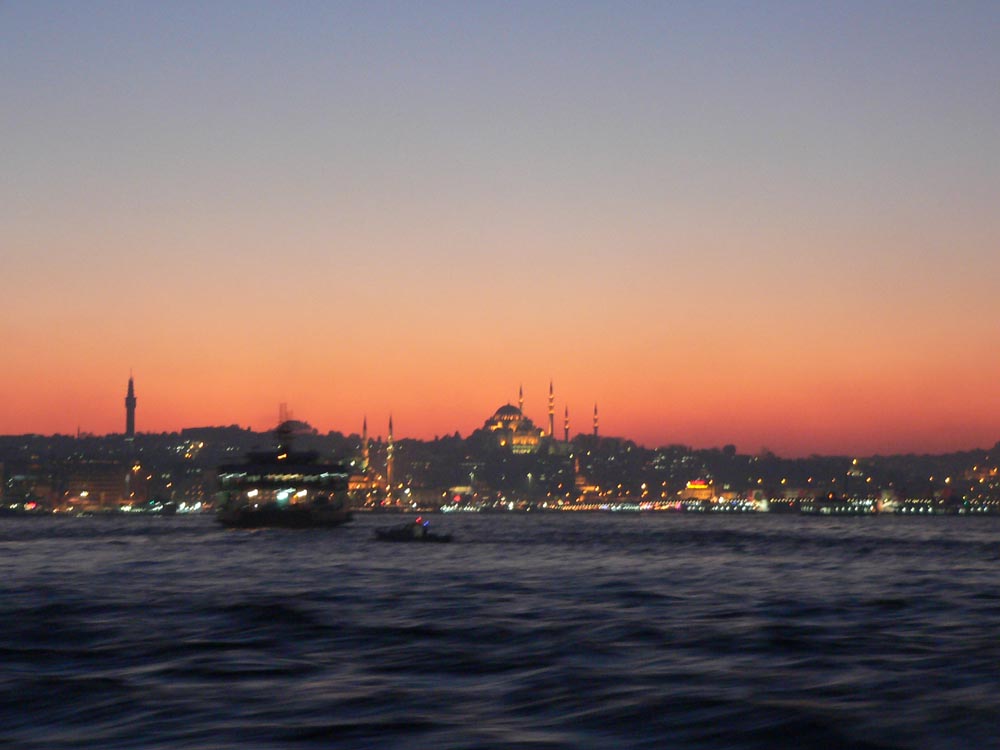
top-left (681, 479), bottom-right (715, 501)
top-left (125, 374), bottom-right (136, 438)
top-left (574, 457), bottom-right (600, 499)
top-left (478, 383), bottom-right (591, 455)
top-left (386, 414), bottom-right (394, 495)
top-left (548, 380), bottom-right (555, 437)
top-left (64, 461), bottom-right (130, 510)
top-left (348, 415), bottom-right (377, 504)
top-left (482, 403), bottom-right (543, 454)
top-left (361, 415), bottom-right (370, 472)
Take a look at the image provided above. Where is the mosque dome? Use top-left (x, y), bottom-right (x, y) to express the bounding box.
top-left (492, 404), bottom-right (522, 422)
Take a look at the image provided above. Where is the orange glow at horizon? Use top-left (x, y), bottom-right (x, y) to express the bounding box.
top-left (5, 215), bottom-right (1000, 457)
top-left (5, 314), bottom-right (999, 458)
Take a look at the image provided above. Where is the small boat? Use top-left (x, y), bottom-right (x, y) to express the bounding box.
top-left (215, 421), bottom-right (352, 529)
top-left (374, 517), bottom-right (452, 543)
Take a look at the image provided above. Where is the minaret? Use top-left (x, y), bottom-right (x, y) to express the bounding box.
top-left (518, 384), bottom-right (524, 414)
top-left (386, 414), bottom-right (394, 495)
top-left (564, 405), bottom-right (570, 443)
top-left (124, 373), bottom-right (137, 438)
top-left (548, 380), bottom-right (555, 437)
top-left (361, 415), bottom-right (370, 472)
top-left (593, 403), bottom-right (599, 438)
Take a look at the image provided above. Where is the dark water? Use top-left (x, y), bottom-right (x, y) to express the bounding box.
top-left (1, 514), bottom-right (998, 750)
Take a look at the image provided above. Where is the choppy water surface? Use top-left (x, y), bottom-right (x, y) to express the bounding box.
top-left (1, 513), bottom-right (998, 749)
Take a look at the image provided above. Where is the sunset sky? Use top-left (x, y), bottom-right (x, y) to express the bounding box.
top-left (3, 2), bottom-right (999, 456)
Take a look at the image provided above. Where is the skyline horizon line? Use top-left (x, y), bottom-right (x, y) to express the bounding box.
top-left (7, 369), bottom-right (1000, 460)
top-left (6, 370), bottom-right (996, 462)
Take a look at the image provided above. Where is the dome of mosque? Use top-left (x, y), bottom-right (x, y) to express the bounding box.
top-left (479, 394), bottom-right (546, 454)
top-left (492, 404), bottom-right (522, 421)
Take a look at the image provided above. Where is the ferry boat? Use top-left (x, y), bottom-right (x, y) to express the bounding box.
top-left (215, 422), bottom-right (353, 529)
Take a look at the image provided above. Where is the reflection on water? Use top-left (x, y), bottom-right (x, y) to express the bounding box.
top-left (1, 514), bottom-right (998, 749)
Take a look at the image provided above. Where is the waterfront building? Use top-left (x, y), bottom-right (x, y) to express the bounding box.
top-left (680, 479), bottom-right (715, 501)
top-left (573, 457), bottom-right (601, 501)
top-left (63, 460), bottom-right (130, 510)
